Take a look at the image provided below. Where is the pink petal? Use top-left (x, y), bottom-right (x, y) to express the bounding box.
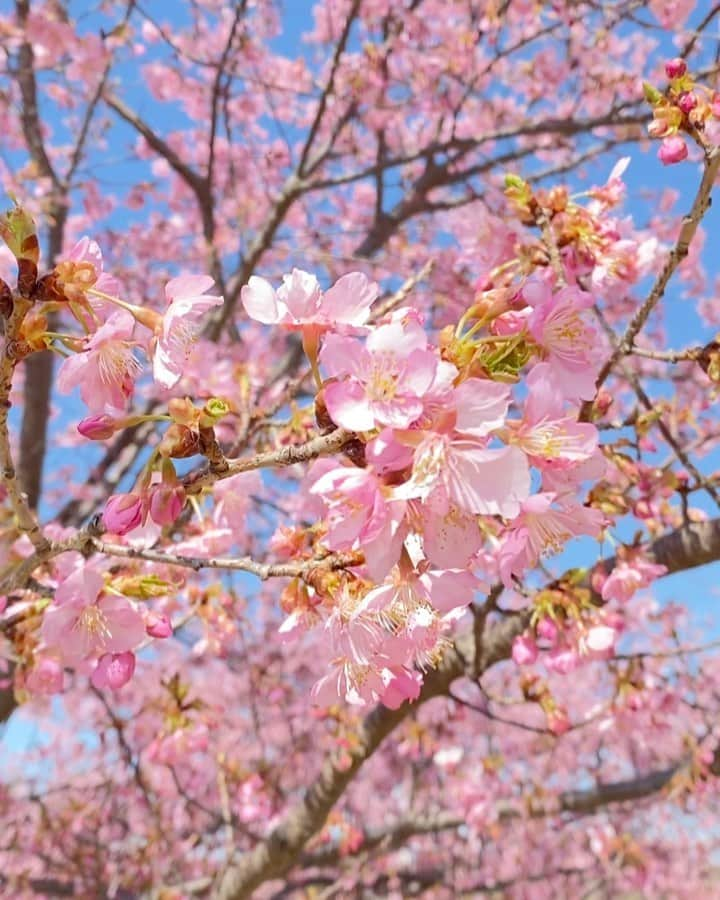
top-left (324, 380), bottom-right (376, 431)
top-left (241, 276), bottom-right (282, 324)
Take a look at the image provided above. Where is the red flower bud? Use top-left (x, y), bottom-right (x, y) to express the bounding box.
top-left (665, 57), bottom-right (687, 79)
top-left (677, 91), bottom-right (697, 114)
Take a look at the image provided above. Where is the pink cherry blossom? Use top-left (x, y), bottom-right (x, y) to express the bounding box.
top-left (55, 235), bottom-right (120, 306)
top-left (41, 569), bottom-right (145, 665)
top-left (498, 493), bottom-right (605, 586)
top-left (512, 634), bottom-right (539, 666)
top-left (598, 556), bottom-right (668, 602)
top-left (320, 319), bottom-right (438, 430)
top-left (151, 275), bottom-right (223, 388)
top-left (524, 283), bottom-right (603, 401)
top-left (57, 309), bottom-right (141, 413)
top-left (148, 482), bottom-right (185, 526)
top-left (77, 413), bottom-right (119, 440)
top-left (379, 667), bottom-right (422, 709)
top-left (242, 269), bottom-right (377, 330)
top-left (145, 612), bottom-right (173, 639)
top-left (309, 465), bottom-right (407, 580)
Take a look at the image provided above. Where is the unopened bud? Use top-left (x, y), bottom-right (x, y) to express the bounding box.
top-left (665, 57), bottom-right (687, 79)
top-left (103, 492), bottom-right (144, 535)
top-left (148, 483), bottom-right (186, 525)
top-left (168, 397), bottom-right (199, 427)
top-left (145, 611), bottom-right (173, 639)
top-left (78, 414), bottom-right (118, 440)
top-left (677, 91), bottom-right (697, 114)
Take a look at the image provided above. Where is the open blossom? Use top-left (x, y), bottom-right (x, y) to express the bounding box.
top-left (151, 275), bottom-right (223, 388)
top-left (597, 556), bottom-right (668, 602)
top-left (241, 269), bottom-right (377, 330)
top-left (524, 283), bottom-right (602, 401)
top-left (509, 366), bottom-right (598, 467)
top-left (406, 432), bottom-right (530, 520)
top-left (320, 319), bottom-right (438, 430)
top-left (498, 493), bottom-right (604, 586)
top-left (57, 309), bottom-right (141, 413)
top-left (398, 377), bottom-right (530, 521)
top-left (41, 569), bottom-right (145, 665)
top-left (309, 464), bottom-right (407, 580)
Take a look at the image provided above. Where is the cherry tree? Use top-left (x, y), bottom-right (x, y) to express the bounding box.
top-left (2, 1), bottom-right (720, 897)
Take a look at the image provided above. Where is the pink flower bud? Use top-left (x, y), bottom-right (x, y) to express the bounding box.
top-left (512, 634), bottom-right (538, 666)
top-left (77, 414), bottom-right (118, 440)
top-left (677, 91), bottom-right (697, 114)
top-left (536, 617), bottom-right (558, 644)
top-left (547, 706), bottom-right (570, 735)
top-left (658, 135), bottom-right (688, 166)
top-left (26, 658), bottom-right (64, 695)
top-left (145, 611), bottom-right (173, 639)
top-left (103, 492), bottom-right (144, 535)
top-left (665, 57), bottom-right (687, 79)
top-left (91, 651), bottom-right (136, 690)
top-left (148, 483), bottom-right (185, 526)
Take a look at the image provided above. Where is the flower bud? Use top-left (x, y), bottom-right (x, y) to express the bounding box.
top-left (148, 483), bottom-right (185, 525)
top-left (677, 91), bottom-right (697, 114)
top-left (145, 611), bottom-right (173, 639)
top-left (91, 651), bottom-right (136, 690)
top-left (658, 135), bottom-right (688, 166)
top-left (665, 57), bottom-right (687, 79)
top-left (536, 617), bottom-right (559, 643)
top-left (78, 414), bottom-right (118, 440)
top-left (103, 492), bottom-right (144, 535)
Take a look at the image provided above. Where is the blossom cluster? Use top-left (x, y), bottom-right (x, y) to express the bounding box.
top-left (241, 268), bottom-right (607, 707)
